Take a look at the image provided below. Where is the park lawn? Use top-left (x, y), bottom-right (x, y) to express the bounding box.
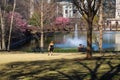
top-left (0, 54), bottom-right (119, 80)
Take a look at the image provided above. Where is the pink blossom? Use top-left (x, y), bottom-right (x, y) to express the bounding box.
top-left (7, 12), bottom-right (27, 32)
top-left (55, 17), bottom-right (70, 25)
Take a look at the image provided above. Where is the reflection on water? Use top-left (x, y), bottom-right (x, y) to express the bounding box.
top-left (54, 31), bottom-right (120, 51)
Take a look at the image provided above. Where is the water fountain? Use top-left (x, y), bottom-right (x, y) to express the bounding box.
top-left (55, 24), bottom-right (86, 48)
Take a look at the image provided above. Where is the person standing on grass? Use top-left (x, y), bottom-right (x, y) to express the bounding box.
top-left (48, 41), bottom-right (54, 56)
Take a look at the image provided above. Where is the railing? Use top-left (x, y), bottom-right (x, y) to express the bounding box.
top-left (43, 25), bottom-right (120, 32)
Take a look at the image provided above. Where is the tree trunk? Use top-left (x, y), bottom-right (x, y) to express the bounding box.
top-left (40, 0), bottom-right (44, 52)
top-left (99, 25), bottom-right (103, 54)
top-left (1, 15), bottom-right (6, 50)
top-left (98, 0), bottom-right (103, 55)
top-left (0, 41), bottom-right (1, 50)
top-left (7, 0), bottom-right (16, 51)
top-left (86, 20), bottom-right (93, 58)
top-left (40, 31), bottom-right (44, 51)
top-left (30, 0), bottom-right (34, 18)
top-left (0, 8), bottom-right (6, 50)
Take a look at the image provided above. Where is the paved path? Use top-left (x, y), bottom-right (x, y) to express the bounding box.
top-left (0, 52), bottom-right (86, 64)
top-left (0, 51), bottom-right (116, 65)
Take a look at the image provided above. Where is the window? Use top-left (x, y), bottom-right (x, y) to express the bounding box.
top-left (65, 10), bottom-right (68, 14)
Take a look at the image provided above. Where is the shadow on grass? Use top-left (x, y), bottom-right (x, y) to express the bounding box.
top-left (0, 55), bottom-right (120, 80)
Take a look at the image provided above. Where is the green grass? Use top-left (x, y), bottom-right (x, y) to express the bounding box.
top-left (19, 46), bottom-right (120, 53)
top-left (20, 48), bottom-right (78, 53)
top-left (0, 54), bottom-right (120, 80)
top-left (54, 48), bottom-right (78, 53)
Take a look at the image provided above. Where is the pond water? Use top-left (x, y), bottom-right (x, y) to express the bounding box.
top-left (53, 25), bottom-right (120, 51)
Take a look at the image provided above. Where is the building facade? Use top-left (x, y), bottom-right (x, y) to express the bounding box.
top-left (106, 0), bottom-right (120, 25)
top-left (58, 1), bottom-right (73, 18)
top-left (116, 0), bottom-right (120, 19)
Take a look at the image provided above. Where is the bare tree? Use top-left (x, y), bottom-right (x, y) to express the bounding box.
top-left (98, 0), bottom-right (104, 55)
top-left (40, 0), bottom-right (44, 51)
top-left (29, 0), bottom-right (57, 51)
top-left (72, 0), bottom-right (102, 58)
top-left (7, 0), bottom-right (16, 51)
top-left (0, 0), bottom-right (7, 51)
top-left (15, 0), bottom-right (30, 19)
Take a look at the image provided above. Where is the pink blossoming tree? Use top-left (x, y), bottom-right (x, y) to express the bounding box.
top-left (7, 12), bottom-right (27, 32)
top-left (55, 17), bottom-right (70, 25)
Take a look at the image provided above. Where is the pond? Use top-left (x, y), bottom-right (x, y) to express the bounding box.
top-left (52, 25), bottom-right (120, 51)
top-left (14, 26), bottom-right (120, 52)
